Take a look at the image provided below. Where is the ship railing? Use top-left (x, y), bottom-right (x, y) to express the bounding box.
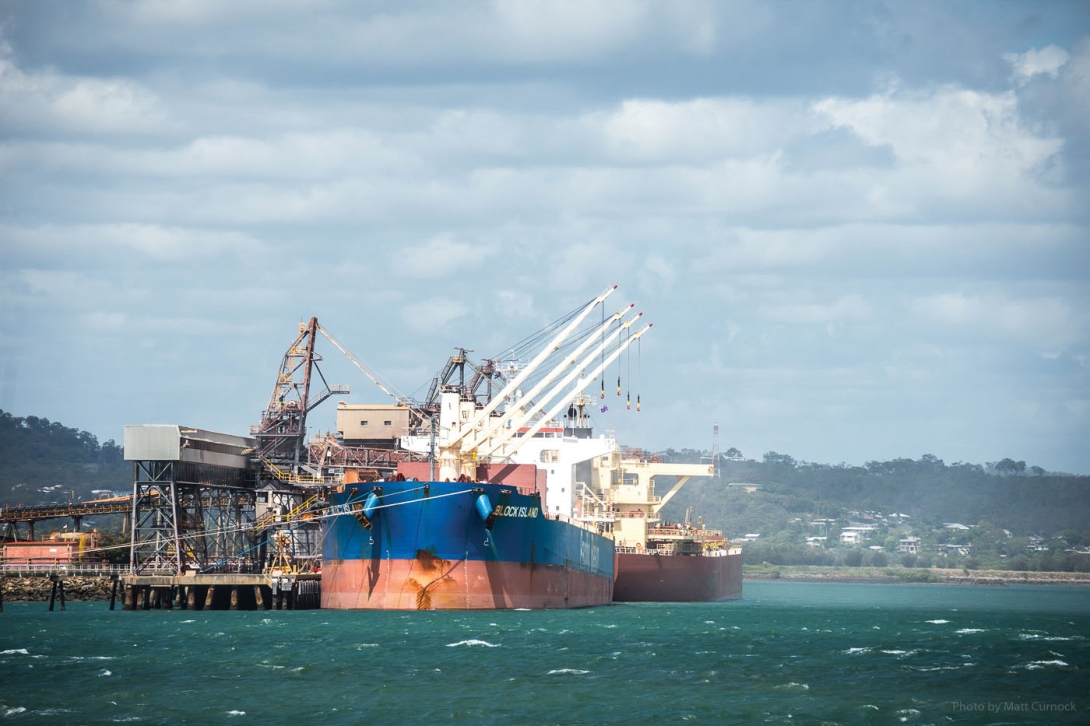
top-left (0, 562), bottom-right (131, 575)
top-left (615, 546), bottom-right (679, 556)
top-left (260, 458), bottom-right (337, 486)
top-left (544, 512), bottom-right (613, 538)
top-left (614, 510), bottom-right (655, 518)
top-left (646, 527), bottom-right (725, 538)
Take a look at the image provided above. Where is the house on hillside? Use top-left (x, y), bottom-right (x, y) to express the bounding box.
top-left (897, 537), bottom-right (920, 554)
top-left (727, 482), bottom-right (760, 493)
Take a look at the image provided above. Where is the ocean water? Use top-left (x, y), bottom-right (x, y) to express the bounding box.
top-left (1, 582), bottom-right (1087, 724)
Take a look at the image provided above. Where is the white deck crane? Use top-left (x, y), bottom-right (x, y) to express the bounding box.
top-left (492, 323), bottom-right (652, 461)
top-left (443, 284), bottom-right (618, 452)
top-left (474, 312), bottom-right (645, 460)
top-left (459, 304), bottom-right (637, 457)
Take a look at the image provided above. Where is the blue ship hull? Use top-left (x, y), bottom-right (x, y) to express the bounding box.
top-left (321, 481), bottom-right (615, 609)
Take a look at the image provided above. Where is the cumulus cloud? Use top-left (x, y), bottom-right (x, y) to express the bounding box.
top-left (0, 43), bottom-right (165, 135)
top-left (1004, 45), bottom-right (1071, 84)
top-left (1, 3), bottom-right (1087, 471)
top-left (812, 87), bottom-right (1066, 217)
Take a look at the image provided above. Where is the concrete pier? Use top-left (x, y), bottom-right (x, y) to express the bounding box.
top-left (121, 573), bottom-right (320, 611)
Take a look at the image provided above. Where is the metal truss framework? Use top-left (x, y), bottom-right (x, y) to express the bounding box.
top-left (254, 487), bottom-right (323, 572)
top-left (129, 460), bottom-right (259, 575)
top-left (308, 435), bottom-right (429, 473)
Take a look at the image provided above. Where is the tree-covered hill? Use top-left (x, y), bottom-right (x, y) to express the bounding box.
top-left (0, 410), bottom-right (130, 507)
top-left (658, 450), bottom-right (1090, 539)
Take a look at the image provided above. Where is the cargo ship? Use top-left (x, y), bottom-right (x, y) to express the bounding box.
top-left (320, 477), bottom-right (614, 609)
top-left (321, 285), bottom-right (638, 610)
top-left (575, 434), bottom-right (743, 602)
top-left (493, 397), bottom-right (743, 602)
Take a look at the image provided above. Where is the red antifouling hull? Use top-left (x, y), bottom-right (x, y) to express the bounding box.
top-left (613, 552), bottom-right (743, 602)
top-left (322, 557), bottom-right (614, 610)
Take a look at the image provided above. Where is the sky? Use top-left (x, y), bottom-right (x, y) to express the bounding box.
top-left (1, 1), bottom-right (1088, 473)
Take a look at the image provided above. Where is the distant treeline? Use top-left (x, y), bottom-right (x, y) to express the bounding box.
top-left (658, 449), bottom-right (1090, 538)
top-left (0, 410), bottom-right (129, 506)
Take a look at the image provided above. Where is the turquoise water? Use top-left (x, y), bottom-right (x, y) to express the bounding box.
top-left (1, 582), bottom-right (1087, 724)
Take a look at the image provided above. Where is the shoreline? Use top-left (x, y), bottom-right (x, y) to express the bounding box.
top-left (4, 568), bottom-right (1090, 604)
top-left (744, 566), bottom-right (1090, 586)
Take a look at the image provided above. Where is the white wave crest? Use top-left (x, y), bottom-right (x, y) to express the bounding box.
top-left (1, 649), bottom-right (29, 655)
top-left (98, 669), bottom-right (112, 677)
top-left (843, 647), bottom-right (872, 655)
top-left (1022, 659), bottom-right (1069, 670)
top-left (956, 628), bottom-right (986, 634)
top-left (446, 639), bottom-right (499, 648)
top-left (925, 619), bottom-right (949, 624)
top-left (227, 710), bottom-right (246, 716)
top-left (548, 668), bottom-right (590, 675)
top-left (4, 708), bottom-right (27, 717)
top-left (1018, 633), bottom-right (1073, 641)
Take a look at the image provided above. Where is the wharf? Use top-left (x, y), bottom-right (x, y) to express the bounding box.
top-left (121, 572), bottom-right (320, 611)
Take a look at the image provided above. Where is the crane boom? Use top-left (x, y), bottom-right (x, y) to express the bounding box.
top-left (460, 304), bottom-right (636, 454)
top-left (476, 311), bottom-right (644, 458)
top-left (445, 284), bottom-right (618, 448)
top-left (495, 323), bottom-right (652, 460)
top-left (316, 323), bottom-right (412, 408)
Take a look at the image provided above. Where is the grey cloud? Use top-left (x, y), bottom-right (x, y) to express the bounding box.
top-left (1, 2), bottom-right (1087, 472)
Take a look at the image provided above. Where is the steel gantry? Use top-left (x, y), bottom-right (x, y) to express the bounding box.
top-left (125, 426), bottom-right (259, 575)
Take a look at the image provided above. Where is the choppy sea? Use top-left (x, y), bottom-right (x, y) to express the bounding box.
top-left (1, 582), bottom-right (1087, 724)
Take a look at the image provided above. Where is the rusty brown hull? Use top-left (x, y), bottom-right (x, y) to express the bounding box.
top-left (322, 557), bottom-right (613, 610)
top-left (613, 552), bottom-right (743, 602)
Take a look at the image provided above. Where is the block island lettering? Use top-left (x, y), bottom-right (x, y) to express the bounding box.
top-left (492, 504), bottom-right (538, 518)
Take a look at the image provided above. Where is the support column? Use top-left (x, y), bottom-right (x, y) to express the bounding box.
top-left (204, 586), bottom-right (216, 610)
top-left (109, 578), bottom-right (119, 610)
